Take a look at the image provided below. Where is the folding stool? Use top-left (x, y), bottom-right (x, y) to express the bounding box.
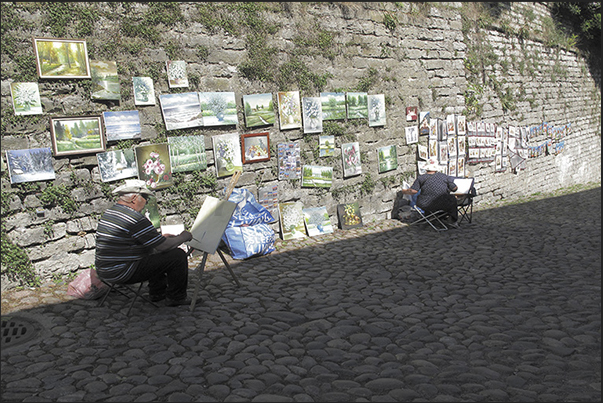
top-left (408, 191), bottom-right (448, 232)
top-left (97, 280), bottom-right (159, 316)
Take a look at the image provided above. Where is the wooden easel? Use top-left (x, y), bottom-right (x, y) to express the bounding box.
top-left (188, 170), bottom-right (242, 311)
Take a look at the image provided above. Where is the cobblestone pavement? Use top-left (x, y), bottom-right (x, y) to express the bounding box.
top-left (1, 187), bottom-right (601, 402)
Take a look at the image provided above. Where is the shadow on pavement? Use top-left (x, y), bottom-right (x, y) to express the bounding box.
top-left (1, 187), bottom-right (600, 402)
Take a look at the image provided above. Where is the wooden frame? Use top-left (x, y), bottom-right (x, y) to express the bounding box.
top-left (241, 132), bottom-right (270, 163)
top-left (50, 116), bottom-right (105, 156)
top-left (33, 38), bottom-right (90, 79)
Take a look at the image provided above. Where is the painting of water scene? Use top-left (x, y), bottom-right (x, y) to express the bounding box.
top-left (377, 144), bottom-right (398, 173)
top-left (160, 92), bottom-right (203, 130)
top-left (346, 92), bottom-right (368, 119)
top-left (10, 82), bottom-right (43, 115)
top-left (199, 91), bottom-right (238, 126)
top-left (6, 148), bottom-right (55, 184)
top-left (301, 165), bottom-right (333, 188)
top-left (168, 134), bottom-right (207, 173)
top-left (319, 135), bottom-right (335, 157)
top-left (90, 60), bottom-right (120, 101)
top-left (303, 206), bottom-right (334, 237)
top-left (96, 149), bottom-right (137, 182)
top-left (320, 92), bottom-right (346, 120)
top-left (102, 110), bottom-right (141, 141)
top-left (243, 93), bottom-right (275, 128)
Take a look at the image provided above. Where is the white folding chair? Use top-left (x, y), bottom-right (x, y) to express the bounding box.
top-left (408, 191), bottom-right (448, 232)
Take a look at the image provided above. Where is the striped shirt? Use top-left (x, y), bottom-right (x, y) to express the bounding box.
top-left (95, 203), bottom-right (165, 283)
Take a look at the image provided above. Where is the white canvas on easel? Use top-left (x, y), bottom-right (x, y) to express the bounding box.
top-left (186, 196), bottom-right (237, 254)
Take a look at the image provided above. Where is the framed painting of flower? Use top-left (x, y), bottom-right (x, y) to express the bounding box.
top-left (134, 143), bottom-right (173, 190)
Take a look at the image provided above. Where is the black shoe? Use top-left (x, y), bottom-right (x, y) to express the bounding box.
top-left (149, 294), bottom-right (166, 302)
top-left (165, 298), bottom-right (192, 307)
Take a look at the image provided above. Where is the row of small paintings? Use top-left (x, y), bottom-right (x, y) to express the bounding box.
top-left (4, 134), bottom-right (397, 185)
top-left (12, 79), bottom-right (387, 132)
top-left (278, 201), bottom-right (363, 240)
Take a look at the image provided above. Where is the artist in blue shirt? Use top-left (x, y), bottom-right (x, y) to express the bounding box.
top-left (402, 159), bottom-right (460, 228)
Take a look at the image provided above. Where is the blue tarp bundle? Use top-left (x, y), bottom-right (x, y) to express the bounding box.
top-left (221, 188), bottom-right (277, 259)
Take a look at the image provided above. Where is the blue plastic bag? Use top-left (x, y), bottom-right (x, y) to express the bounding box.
top-left (221, 188), bottom-right (276, 259)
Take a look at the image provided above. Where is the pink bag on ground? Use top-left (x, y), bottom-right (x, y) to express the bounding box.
top-left (67, 268), bottom-right (109, 300)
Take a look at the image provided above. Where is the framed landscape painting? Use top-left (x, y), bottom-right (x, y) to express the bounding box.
top-left (90, 60), bottom-right (120, 101)
top-left (377, 144), bottom-right (398, 173)
top-left (33, 37), bottom-right (90, 79)
top-left (168, 134), bottom-right (207, 173)
top-left (160, 92), bottom-right (203, 130)
top-left (6, 148), bottom-right (55, 184)
top-left (277, 91), bottom-right (302, 130)
top-left (301, 165), bottom-right (333, 188)
top-left (135, 143), bottom-right (173, 190)
top-left (243, 93), bottom-right (275, 128)
top-left (96, 149), bottom-right (137, 182)
top-left (199, 91), bottom-right (238, 126)
top-left (368, 94), bottom-right (386, 127)
top-left (320, 92), bottom-right (346, 121)
top-left (10, 82), bottom-right (43, 115)
top-left (102, 110), bottom-right (141, 142)
top-left (303, 206), bottom-right (334, 237)
top-left (212, 132), bottom-right (243, 178)
top-left (346, 92), bottom-right (368, 119)
top-left (241, 132), bottom-right (270, 163)
top-left (50, 116), bottom-right (105, 157)
top-left (279, 202), bottom-right (307, 240)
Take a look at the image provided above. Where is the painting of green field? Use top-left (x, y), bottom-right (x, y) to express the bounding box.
top-left (320, 92), bottom-right (346, 121)
top-left (50, 116), bottom-right (105, 156)
top-left (302, 165), bottom-right (333, 188)
top-left (346, 92), bottom-right (368, 119)
top-left (243, 93), bottom-right (275, 127)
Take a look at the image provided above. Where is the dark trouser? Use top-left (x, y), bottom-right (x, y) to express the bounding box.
top-left (125, 248), bottom-right (189, 300)
top-left (422, 194), bottom-right (458, 222)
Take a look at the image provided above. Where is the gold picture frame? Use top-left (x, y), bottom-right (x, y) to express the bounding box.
top-left (33, 37), bottom-right (91, 79)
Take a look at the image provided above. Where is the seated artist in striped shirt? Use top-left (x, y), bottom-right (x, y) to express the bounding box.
top-left (95, 179), bottom-right (193, 307)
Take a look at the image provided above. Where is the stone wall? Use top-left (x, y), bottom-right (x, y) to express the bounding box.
top-left (1, 2), bottom-right (600, 287)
